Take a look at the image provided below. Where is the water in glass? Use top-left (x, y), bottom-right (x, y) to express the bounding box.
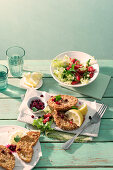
top-left (8, 55), bottom-right (24, 77)
top-left (0, 65), bottom-right (8, 91)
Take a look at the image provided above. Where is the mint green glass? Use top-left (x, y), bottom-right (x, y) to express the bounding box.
top-left (6, 46), bottom-right (25, 77)
top-left (0, 64), bottom-right (8, 91)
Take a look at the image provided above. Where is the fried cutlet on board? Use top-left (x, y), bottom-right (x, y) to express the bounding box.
top-left (47, 95), bottom-right (78, 111)
top-left (52, 110), bottom-right (78, 131)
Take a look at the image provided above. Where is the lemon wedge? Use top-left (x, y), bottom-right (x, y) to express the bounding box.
top-left (78, 103), bottom-right (88, 115)
top-left (65, 109), bottom-right (83, 127)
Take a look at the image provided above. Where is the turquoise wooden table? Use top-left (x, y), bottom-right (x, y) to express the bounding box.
top-left (0, 59), bottom-right (113, 169)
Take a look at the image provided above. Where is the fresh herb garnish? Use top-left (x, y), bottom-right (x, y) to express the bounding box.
top-left (69, 64), bottom-right (75, 72)
top-left (32, 117), bottom-right (53, 133)
top-left (83, 71), bottom-right (90, 79)
top-left (87, 59), bottom-right (91, 66)
top-left (72, 106), bottom-right (78, 110)
top-left (32, 107), bottom-right (37, 112)
top-left (55, 95), bottom-right (62, 101)
top-left (14, 135), bottom-right (21, 142)
top-left (63, 69), bottom-right (73, 76)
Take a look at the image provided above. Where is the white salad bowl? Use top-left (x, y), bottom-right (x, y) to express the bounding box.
top-left (50, 51), bottom-right (99, 87)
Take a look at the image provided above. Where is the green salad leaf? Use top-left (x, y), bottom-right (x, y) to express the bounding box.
top-left (69, 64), bottom-right (76, 72)
top-left (32, 117), bottom-right (53, 133)
top-left (63, 70), bottom-right (73, 76)
top-left (14, 135), bottom-right (21, 142)
top-left (83, 71), bottom-right (90, 79)
top-left (87, 59), bottom-right (91, 66)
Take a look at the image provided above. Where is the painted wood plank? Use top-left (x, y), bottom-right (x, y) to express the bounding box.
top-left (0, 98), bottom-right (113, 119)
top-left (0, 98), bottom-right (21, 119)
top-left (0, 77), bottom-right (113, 98)
top-left (0, 119), bottom-right (113, 142)
top-left (34, 142), bottom-right (113, 167)
top-left (33, 168), bottom-right (112, 170)
top-left (0, 120), bottom-right (25, 127)
top-left (0, 60), bottom-right (113, 77)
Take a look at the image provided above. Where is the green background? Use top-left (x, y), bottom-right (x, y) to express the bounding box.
top-left (0, 0), bottom-right (113, 60)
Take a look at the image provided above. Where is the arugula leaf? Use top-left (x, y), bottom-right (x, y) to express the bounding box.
top-left (32, 118), bottom-right (53, 133)
top-left (55, 95), bottom-right (62, 101)
top-left (69, 64), bottom-right (75, 72)
top-left (87, 59), bottom-right (91, 66)
top-left (14, 135), bottom-right (21, 142)
top-left (72, 106), bottom-right (78, 110)
top-left (83, 71), bottom-right (90, 79)
top-left (63, 70), bottom-right (73, 76)
top-left (32, 107), bottom-right (37, 112)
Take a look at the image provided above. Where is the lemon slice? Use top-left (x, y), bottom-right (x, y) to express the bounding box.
top-left (24, 72), bottom-right (31, 79)
top-left (24, 81), bottom-right (33, 87)
top-left (31, 72), bottom-right (43, 81)
top-left (25, 78), bottom-right (39, 88)
top-left (23, 72), bottom-right (43, 88)
top-left (78, 103), bottom-right (88, 115)
top-left (65, 109), bottom-right (83, 127)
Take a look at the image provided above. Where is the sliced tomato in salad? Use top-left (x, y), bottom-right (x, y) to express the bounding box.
top-left (71, 81), bottom-right (79, 85)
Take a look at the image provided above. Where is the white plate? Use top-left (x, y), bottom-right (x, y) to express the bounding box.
top-left (0, 125), bottom-right (42, 170)
top-left (20, 78), bottom-right (43, 90)
top-left (50, 51), bottom-right (99, 87)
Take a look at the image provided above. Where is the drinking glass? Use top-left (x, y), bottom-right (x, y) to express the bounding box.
top-left (0, 64), bottom-right (8, 91)
top-left (6, 46), bottom-right (25, 77)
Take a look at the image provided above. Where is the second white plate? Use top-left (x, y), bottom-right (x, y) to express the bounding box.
top-left (0, 125), bottom-right (42, 170)
top-left (20, 78), bottom-right (43, 90)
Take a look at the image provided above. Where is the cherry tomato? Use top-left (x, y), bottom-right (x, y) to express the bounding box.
top-left (44, 113), bottom-right (51, 118)
top-left (72, 59), bottom-right (76, 63)
top-left (71, 81), bottom-right (78, 85)
top-left (88, 66), bottom-right (94, 72)
top-left (43, 117), bottom-right (49, 124)
top-left (75, 60), bottom-right (80, 65)
top-left (69, 63), bottom-right (72, 67)
top-left (89, 73), bottom-right (94, 78)
top-left (76, 74), bottom-right (80, 82)
top-left (74, 65), bottom-right (80, 69)
top-left (66, 66), bottom-right (70, 70)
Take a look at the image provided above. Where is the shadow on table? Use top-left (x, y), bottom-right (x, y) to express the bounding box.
top-left (35, 143), bottom-right (54, 168)
top-left (99, 66), bottom-right (113, 76)
top-left (1, 84), bottom-right (26, 101)
top-left (64, 143), bottom-right (83, 154)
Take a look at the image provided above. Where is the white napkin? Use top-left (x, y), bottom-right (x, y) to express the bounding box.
top-left (18, 88), bottom-right (102, 137)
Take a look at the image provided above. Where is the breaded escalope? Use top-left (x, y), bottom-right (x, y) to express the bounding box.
top-left (16, 131), bottom-right (40, 163)
top-left (0, 145), bottom-right (15, 170)
top-left (52, 110), bottom-right (78, 131)
top-left (47, 95), bottom-right (78, 111)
